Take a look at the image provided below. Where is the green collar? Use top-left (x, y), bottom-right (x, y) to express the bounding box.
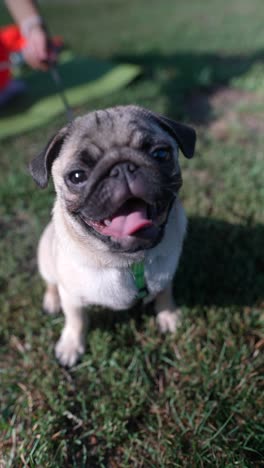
top-left (131, 261), bottom-right (149, 299)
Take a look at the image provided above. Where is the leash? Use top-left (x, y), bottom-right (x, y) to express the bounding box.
top-left (131, 261), bottom-right (149, 299)
top-left (37, 1), bottom-right (74, 123)
top-left (0, 58), bottom-right (74, 122)
top-left (49, 66), bottom-right (74, 122)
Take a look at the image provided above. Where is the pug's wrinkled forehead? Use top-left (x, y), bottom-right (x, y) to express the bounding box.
top-left (29, 105), bottom-right (196, 189)
top-left (63, 106), bottom-right (179, 158)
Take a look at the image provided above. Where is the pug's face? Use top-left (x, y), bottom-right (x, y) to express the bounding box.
top-left (29, 106), bottom-right (195, 253)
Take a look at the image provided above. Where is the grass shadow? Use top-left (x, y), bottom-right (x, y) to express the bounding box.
top-left (175, 216), bottom-right (264, 307)
top-left (88, 300), bottom-right (155, 334)
top-left (114, 49), bottom-right (264, 122)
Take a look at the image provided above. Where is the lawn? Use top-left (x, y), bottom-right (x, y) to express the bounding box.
top-left (0, 0), bottom-right (264, 466)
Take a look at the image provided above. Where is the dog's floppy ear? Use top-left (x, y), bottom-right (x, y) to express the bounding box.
top-left (29, 125), bottom-right (69, 188)
top-left (150, 112), bottom-right (196, 159)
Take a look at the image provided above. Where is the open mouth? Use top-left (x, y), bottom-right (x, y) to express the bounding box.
top-left (79, 198), bottom-right (162, 239)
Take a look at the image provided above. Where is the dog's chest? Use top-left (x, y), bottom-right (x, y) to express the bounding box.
top-left (60, 261), bottom-right (139, 309)
top-left (58, 252), bottom-right (176, 310)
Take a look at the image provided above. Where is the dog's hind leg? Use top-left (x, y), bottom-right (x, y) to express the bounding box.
top-left (155, 282), bottom-right (182, 334)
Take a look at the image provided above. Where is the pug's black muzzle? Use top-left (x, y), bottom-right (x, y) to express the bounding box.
top-left (67, 154), bottom-right (181, 252)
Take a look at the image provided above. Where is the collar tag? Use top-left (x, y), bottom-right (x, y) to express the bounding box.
top-left (131, 261), bottom-right (149, 299)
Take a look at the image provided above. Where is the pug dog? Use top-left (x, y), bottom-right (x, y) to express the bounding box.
top-left (29, 105), bottom-right (196, 367)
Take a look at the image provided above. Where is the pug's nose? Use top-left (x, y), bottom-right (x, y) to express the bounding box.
top-left (109, 162), bottom-right (137, 178)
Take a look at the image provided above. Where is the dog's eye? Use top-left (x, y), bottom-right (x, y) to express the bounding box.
top-left (68, 170), bottom-right (87, 184)
top-left (150, 147), bottom-right (172, 161)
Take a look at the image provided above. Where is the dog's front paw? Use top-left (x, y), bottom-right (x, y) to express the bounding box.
top-left (156, 309), bottom-right (182, 334)
top-left (55, 329), bottom-right (85, 367)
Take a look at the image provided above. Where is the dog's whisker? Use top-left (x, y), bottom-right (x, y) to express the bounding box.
top-left (165, 181), bottom-right (182, 191)
top-left (165, 182), bottom-right (179, 187)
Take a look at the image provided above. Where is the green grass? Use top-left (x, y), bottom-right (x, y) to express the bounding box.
top-left (0, 0), bottom-right (264, 466)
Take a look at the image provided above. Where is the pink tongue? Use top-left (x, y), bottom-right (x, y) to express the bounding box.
top-left (101, 200), bottom-right (153, 238)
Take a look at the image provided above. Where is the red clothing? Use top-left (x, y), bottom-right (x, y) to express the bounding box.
top-left (0, 25), bottom-right (26, 90)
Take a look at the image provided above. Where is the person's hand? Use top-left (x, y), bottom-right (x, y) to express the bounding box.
top-left (22, 25), bottom-right (57, 70)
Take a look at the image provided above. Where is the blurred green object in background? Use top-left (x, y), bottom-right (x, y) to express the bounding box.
top-left (0, 55), bottom-right (141, 140)
top-left (0, 52), bottom-right (140, 139)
